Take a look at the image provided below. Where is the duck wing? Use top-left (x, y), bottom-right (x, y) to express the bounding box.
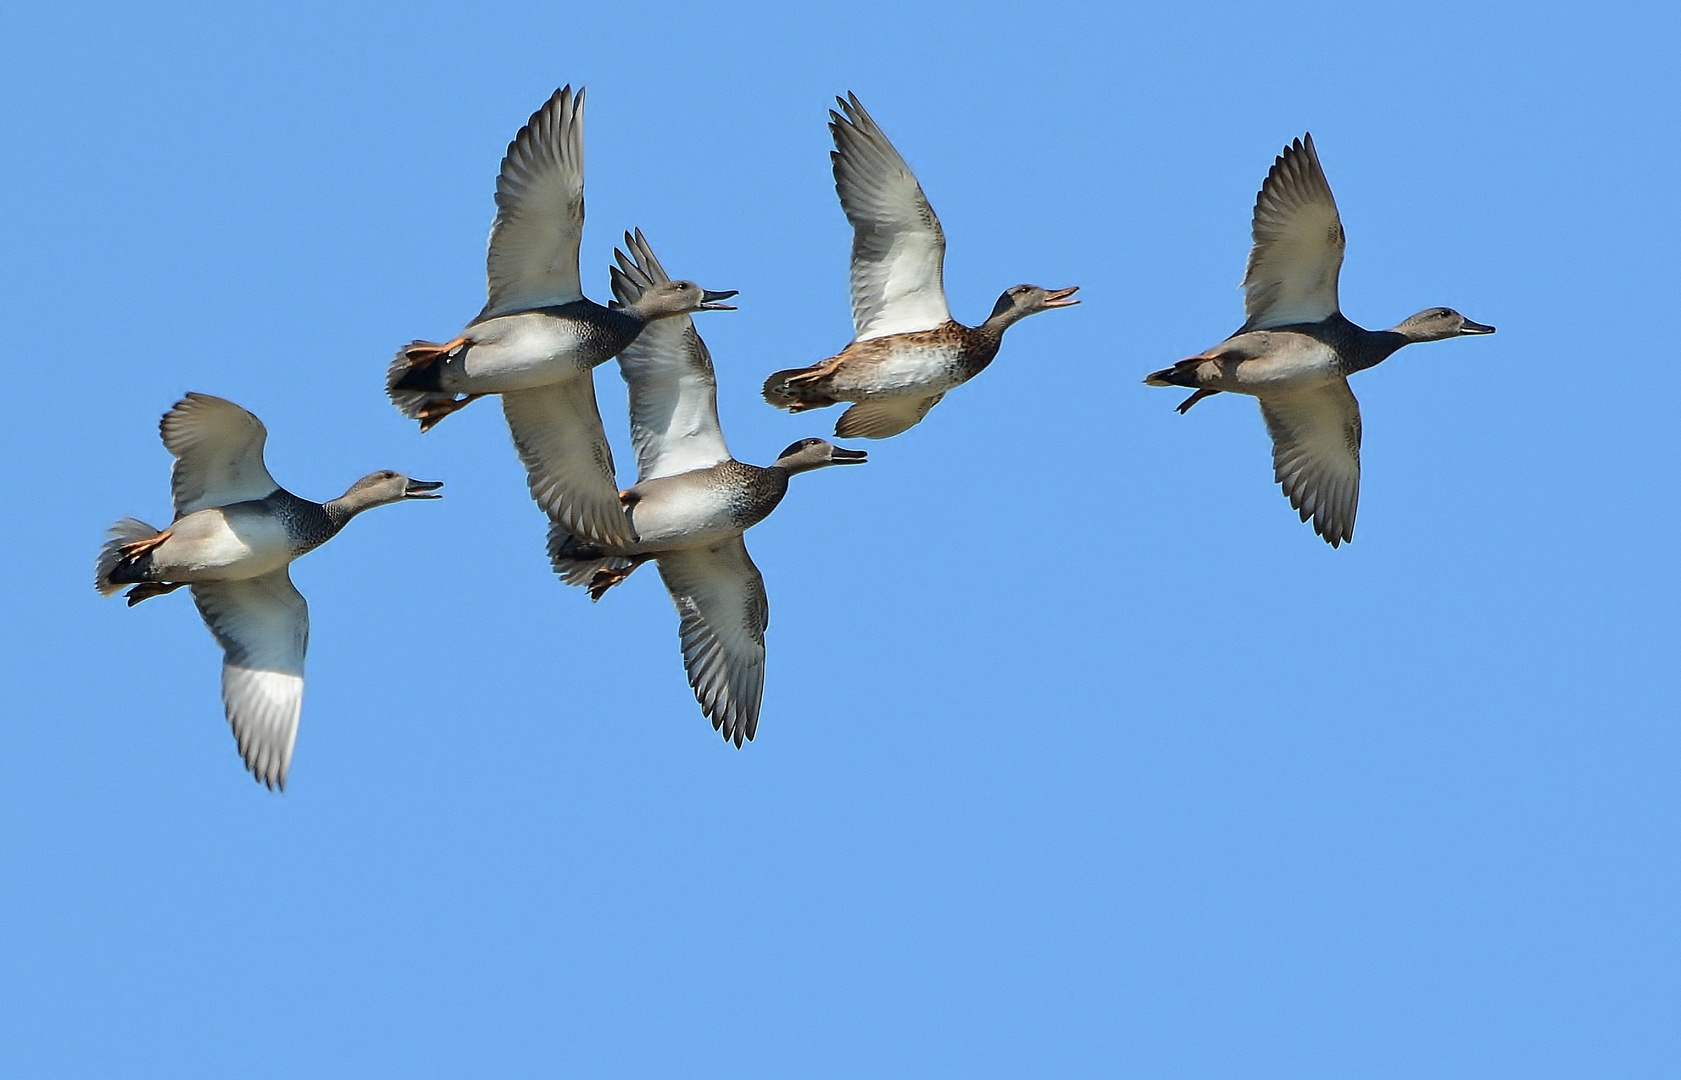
top-left (610, 231), bottom-right (732, 483)
top-left (831, 93), bottom-right (951, 342)
top-left (834, 393), bottom-right (945, 440)
top-left (479, 85), bottom-right (586, 321)
top-left (656, 538), bottom-right (768, 747)
top-left (1258, 378), bottom-right (1361, 547)
top-left (160, 393), bottom-right (280, 517)
top-left (501, 378), bottom-right (634, 548)
top-left (1241, 134), bottom-right (1345, 332)
top-left (190, 569), bottom-right (308, 790)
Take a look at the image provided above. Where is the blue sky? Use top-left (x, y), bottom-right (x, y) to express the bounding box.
top-left (3, 0), bottom-right (1678, 1075)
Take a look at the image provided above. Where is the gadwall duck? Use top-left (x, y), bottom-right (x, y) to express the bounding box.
top-left (1146, 134), bottom-right (1495, 546)
top-left (385, 85), bottom-right (735, 546)
top-left (96, 394), bottom-right (442, 789)
top-left (762, 93), bottom-right (1078, 438)
top-left (550, 232), bottom-right (866, 745)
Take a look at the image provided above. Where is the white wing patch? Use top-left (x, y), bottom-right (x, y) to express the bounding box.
top-left (830, 94), bottom-right (951, 341)
top-left (1241, 134), bottom-right (1346, 332)
top-left (160, 393), bottom-right (279, 517)
top-left (191, 569), bottom-right (308, 790)
top-left (610, 231), bottom-right (732, 483)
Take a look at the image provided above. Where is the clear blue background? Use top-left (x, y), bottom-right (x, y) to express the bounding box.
top-left (2, 1), bottom-right (1677, 1075)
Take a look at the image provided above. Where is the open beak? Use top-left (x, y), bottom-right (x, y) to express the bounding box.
top-left (829, 447), bottom-right (869, 465)
top-left (1458, 318), bottom-right (1496, 335)
top-left (1042, 286), bottom-right (1081, 309)
top-left (699, 289), bottom-right (739, 311)
top-left (404, 479), bottom-right (445, 499)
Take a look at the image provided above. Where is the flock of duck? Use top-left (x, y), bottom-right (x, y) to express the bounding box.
top-left (96, 86), bottom-right (1495, 790)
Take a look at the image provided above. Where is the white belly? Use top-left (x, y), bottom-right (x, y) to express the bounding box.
top-left (843, 341), bottom-right (965, 396)
top-left (622, 478), bottom-right (744, 554)
top-left (152, 509), bottom-right (296, 581)
top-left (445, 314), bottom-right (599, 393)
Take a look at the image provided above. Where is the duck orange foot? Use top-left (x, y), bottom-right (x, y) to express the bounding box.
top-left (416, 393), bottom-right (483, 432)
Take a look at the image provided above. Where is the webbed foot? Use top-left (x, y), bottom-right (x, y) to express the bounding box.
top-left (401, 335), bottom-right (467, 370)
top-left (125, 581), bottom-right (185, 606)
top-left (785, 358), bottom-right (844, 385)
top-left (1176, 388), bottom-right (1221, 414)
top-left (588, 558), bottom-right (649, 602)
top-left (417, 393), bottom-right (484, 432)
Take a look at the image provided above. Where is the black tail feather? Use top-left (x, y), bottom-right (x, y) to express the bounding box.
top-left (762, 367), bottom-right (838, 411)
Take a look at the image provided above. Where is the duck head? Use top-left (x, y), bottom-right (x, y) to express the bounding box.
top-left (986, 284), bottom-right (1080, 327)
top-left (621, 279), bottom-right (738, 321)
top-left (1391, 307), bottom-right (1496, 343)
top-left (772, 438), bottom-right (869, 475)
top-left (327, 471), bottom-right (444, 521)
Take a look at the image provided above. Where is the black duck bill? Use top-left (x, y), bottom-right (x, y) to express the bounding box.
top-left (699, 289), bottom-right (739, 311)
top-left (404, 479), bottom-right (445, 499)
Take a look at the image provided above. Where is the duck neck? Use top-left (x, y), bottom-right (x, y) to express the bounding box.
top-left (961, 319), bottom-right (1010, 376)
top-left (978, 308), bottom-right (1025, 340)
top-left (1348, 329), bottom-right (1411, 374)
top-left (321, 493), bottom-right (374, 533)
top-left (614, 297), bottom-right (667, 327)
top-left (266, 489), bottom-right (345, 554)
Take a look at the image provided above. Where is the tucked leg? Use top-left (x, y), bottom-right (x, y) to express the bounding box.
top-left (118, 528), bottom-right (173, 560)
top-left (125, 581), bottom-right (186, 606)
top-left (588, 556), bottom-right (653, 602)
top-left (417, 393), bottom-right (484, 432)
top-left (1176, 388), bottom-right (1222, 414)
top-left (401, 335), bottom-right (467, 370)
top-left (785, 357), bottom-right (844, 385)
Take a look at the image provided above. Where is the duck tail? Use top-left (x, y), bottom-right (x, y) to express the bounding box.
top-left (546, 525), bottom-right (631, 592)
top-left (761, 367), bottom-right (837, 412)
top-left (1144, 358), bottom-right (1202, 388)
top-left (387, 342), bottom-right (456, 428)
top-left (95, 518), bottom-right (161, 596)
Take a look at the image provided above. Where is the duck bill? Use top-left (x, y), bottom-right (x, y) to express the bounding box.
top-left (1042, 286), bottom-right (1081, 308)
top-left (699, 289), bottom-right (739, 311)
top-left (1458, 318), bottom-right (1496, 335)
top-left (829, 447), bottom-right (869, 465)
top-left (403, 479), bottom-right (445, 499)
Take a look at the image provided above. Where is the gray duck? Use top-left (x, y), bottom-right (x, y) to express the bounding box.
top-left (550, 232), bottom-right (867, 745)
top-left (96, 393), bottom-right (442, 789)
top-left (385, 86), bottom-right (735, 547)
top-left (1146, 134), bottom-right (1494, 546)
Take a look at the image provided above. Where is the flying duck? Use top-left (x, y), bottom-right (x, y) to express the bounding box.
top-left (762, 93), bottom-right (1078, 439)
top-left (96, 393), bottom-right (443, 790)
top-left (1145, 134), bottom-right (1495, 546)
top-left (550, 232), bottom-right (867, 745)
top-left (385, 85), bottom-right (736, 546)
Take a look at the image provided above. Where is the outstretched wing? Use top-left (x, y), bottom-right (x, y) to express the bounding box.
top-left (160, 393), bottom-right (279, 517)
top-left (190, 569), bottom-right (308, 790)
top-left (501, 379), bottom-right (634, 548)
top-left (610, 230), bottom-right (732, 483)
top-left (1240, 134), bottom-right (1345, 332)
top-left (831, 93), bottom-right (951, 341)
top-left (656, 539), bottom-right (769, 747)
top-left (1258, 378), bottom-right (1362, 547)
top-left (479, 85), bottom-right (586, 320)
